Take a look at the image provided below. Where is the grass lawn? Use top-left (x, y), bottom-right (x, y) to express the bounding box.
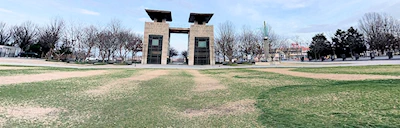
top-left (257, 79), bottom-right (400, 127)
top-left (0, 65), bottom-right (399, 127)
top-left (292, 65), bottom-right (400, 76)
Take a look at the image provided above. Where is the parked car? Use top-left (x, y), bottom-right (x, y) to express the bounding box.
top-left (85, 57), bottom-right (99, 64)
top-left (85, 57), bottom-right (98, 61)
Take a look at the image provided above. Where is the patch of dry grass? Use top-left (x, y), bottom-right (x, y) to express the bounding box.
top-left (0, 104), bottom-right (64, 125)
top-left (85, 70), bottom-right (170, 96)
top-left (186, 70), bottom-right (226, 92)
top-left (0, 70), bottom-right (111, 86)
top-left (182, 99), bottom-right (256, 118)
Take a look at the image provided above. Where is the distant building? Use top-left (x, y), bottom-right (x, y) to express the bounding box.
top-left (268, 43), bottom-right (309, 61)
top-left (0, 45), bottom-right (21, 57)
top-left (287, 43), bottom-right (309, 60)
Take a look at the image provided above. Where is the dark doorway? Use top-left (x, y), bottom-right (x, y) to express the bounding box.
top-left (194, 37), bottom-right (210, 65)
top-left (147, 35), bottom-right (163, 64)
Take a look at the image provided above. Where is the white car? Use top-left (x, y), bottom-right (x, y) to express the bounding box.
top-left (85, 57), bottom-right (98, 61)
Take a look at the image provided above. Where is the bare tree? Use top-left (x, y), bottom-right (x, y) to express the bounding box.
top-left (37, 18), bottom-right (65, 59)
top-left (125, 33), bottom-right (142, 61)
top-left (63, 21), bottom-right (83, 61)
top-left (181, 50), bottom-right (188, 63)
top-left (0, 22), bottom-right (12, 45)
top-left (117, 30), bottom-right (130, 61)
top-left (359, 12), bottom-right (400, 53)
top-left (96, 30), bottom-right (113, 62)
top-left (12, 21), bottom-right (38, 51)
top-left (215, 21), bottom-right (237, 63)
top-left (238, 25), bottom-right (258, 61)
top-left (107, 19), bottom-right (122, 60)
top-left (82, 25), bottom-right (99, 60)
top-left (169, 47), bottom-right (178, 58)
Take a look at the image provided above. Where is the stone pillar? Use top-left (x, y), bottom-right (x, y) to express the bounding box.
top-left (142, 22), bottom-right (170, 65)
top-left (264, 37), bottom-right (271, 62)
top-left (188, 24), bottom-right (214, 65)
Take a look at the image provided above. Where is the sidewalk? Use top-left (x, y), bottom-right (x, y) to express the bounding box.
top-left (1, 58), bottom-right (399, 69)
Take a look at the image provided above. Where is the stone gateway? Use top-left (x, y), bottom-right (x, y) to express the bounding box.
top-left (142, 9), bottom-right (215, 65)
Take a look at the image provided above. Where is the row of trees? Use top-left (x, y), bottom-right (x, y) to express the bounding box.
top-left (214, 21), bottom-right (288, 62)
top-left (308, 27), bottom-right (366, 60)
top-left (0, 19), bottom-right (143, 62)
top-left (359, 12), bottom-right (400, 54)
top-left (309, 12), bottom-right (400, 60)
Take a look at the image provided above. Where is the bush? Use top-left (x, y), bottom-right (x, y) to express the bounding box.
top-left (93, 62), bottom-right (107, 65)
top-left (74, 61), bottom-right (88, 64)
top-left (125, 61), bottom-right (133, 65)
top-left (107, 60), bottom-right (116, 64)
top-left (45, 59), bottom-right (61, 62)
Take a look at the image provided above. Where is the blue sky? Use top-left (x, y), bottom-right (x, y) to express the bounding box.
top-left (1, 0), bottom-right (400, 52)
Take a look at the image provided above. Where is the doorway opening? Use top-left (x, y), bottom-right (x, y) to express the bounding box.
top-left (169, 33), bottom-right (188, 65)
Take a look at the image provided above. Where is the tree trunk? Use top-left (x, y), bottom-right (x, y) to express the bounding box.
top-left (223, 53), bottom-right (226, 62)
top-left (85, 47), bottom-right (92, 62)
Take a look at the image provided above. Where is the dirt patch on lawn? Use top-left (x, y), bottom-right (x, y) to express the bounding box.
top-left (0, 70), bottom-right (109, 86)
top-left (255, 68), bottom-right (400, 80)
top-left (183, 99), bottom-right (256, 118)
top-left (220, 72), bottom-right (300, 87)
top-left (85, 70), bottom-right (170, 95)
top-left (186, 70), bottom-right (226, 92)
top-left (0, 105), bottom-right (63, 124)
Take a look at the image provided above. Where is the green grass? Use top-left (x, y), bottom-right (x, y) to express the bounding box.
top-left (292, 65), bottom-right (400, 76)
top-left (257, 79), bottom-right (400, 127)
top-left (1, 66), bottom-right (400, 127)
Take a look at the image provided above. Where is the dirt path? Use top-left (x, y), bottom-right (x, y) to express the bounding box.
top-left (0, 70), bottom-right (109, 85)
top-left (255, 68), bottom-right (400, 80)
top-left (186, 70), bottom-right (226, 92)
top-left (85, 70), bottom-right (170, 95)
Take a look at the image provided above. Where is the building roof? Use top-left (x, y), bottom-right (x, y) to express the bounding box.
top-left (188, 13), bottom-right (213, 23)
top-left (145, 9), bottom-right (172, 22)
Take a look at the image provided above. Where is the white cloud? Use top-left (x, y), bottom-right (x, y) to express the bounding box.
top-left (138, 17), bottom-right (151, 22)
top-left (0, 8), bottom-right (13, 13)
top-left (78, 9), bottom-right (100, 16)
top-left (245, 0), bottom-right (310, 9)
top-left (284, 3), bottom-right (306, 9)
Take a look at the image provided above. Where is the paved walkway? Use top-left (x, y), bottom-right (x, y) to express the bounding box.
top-left (0, 58), bottom-right (399, 69)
